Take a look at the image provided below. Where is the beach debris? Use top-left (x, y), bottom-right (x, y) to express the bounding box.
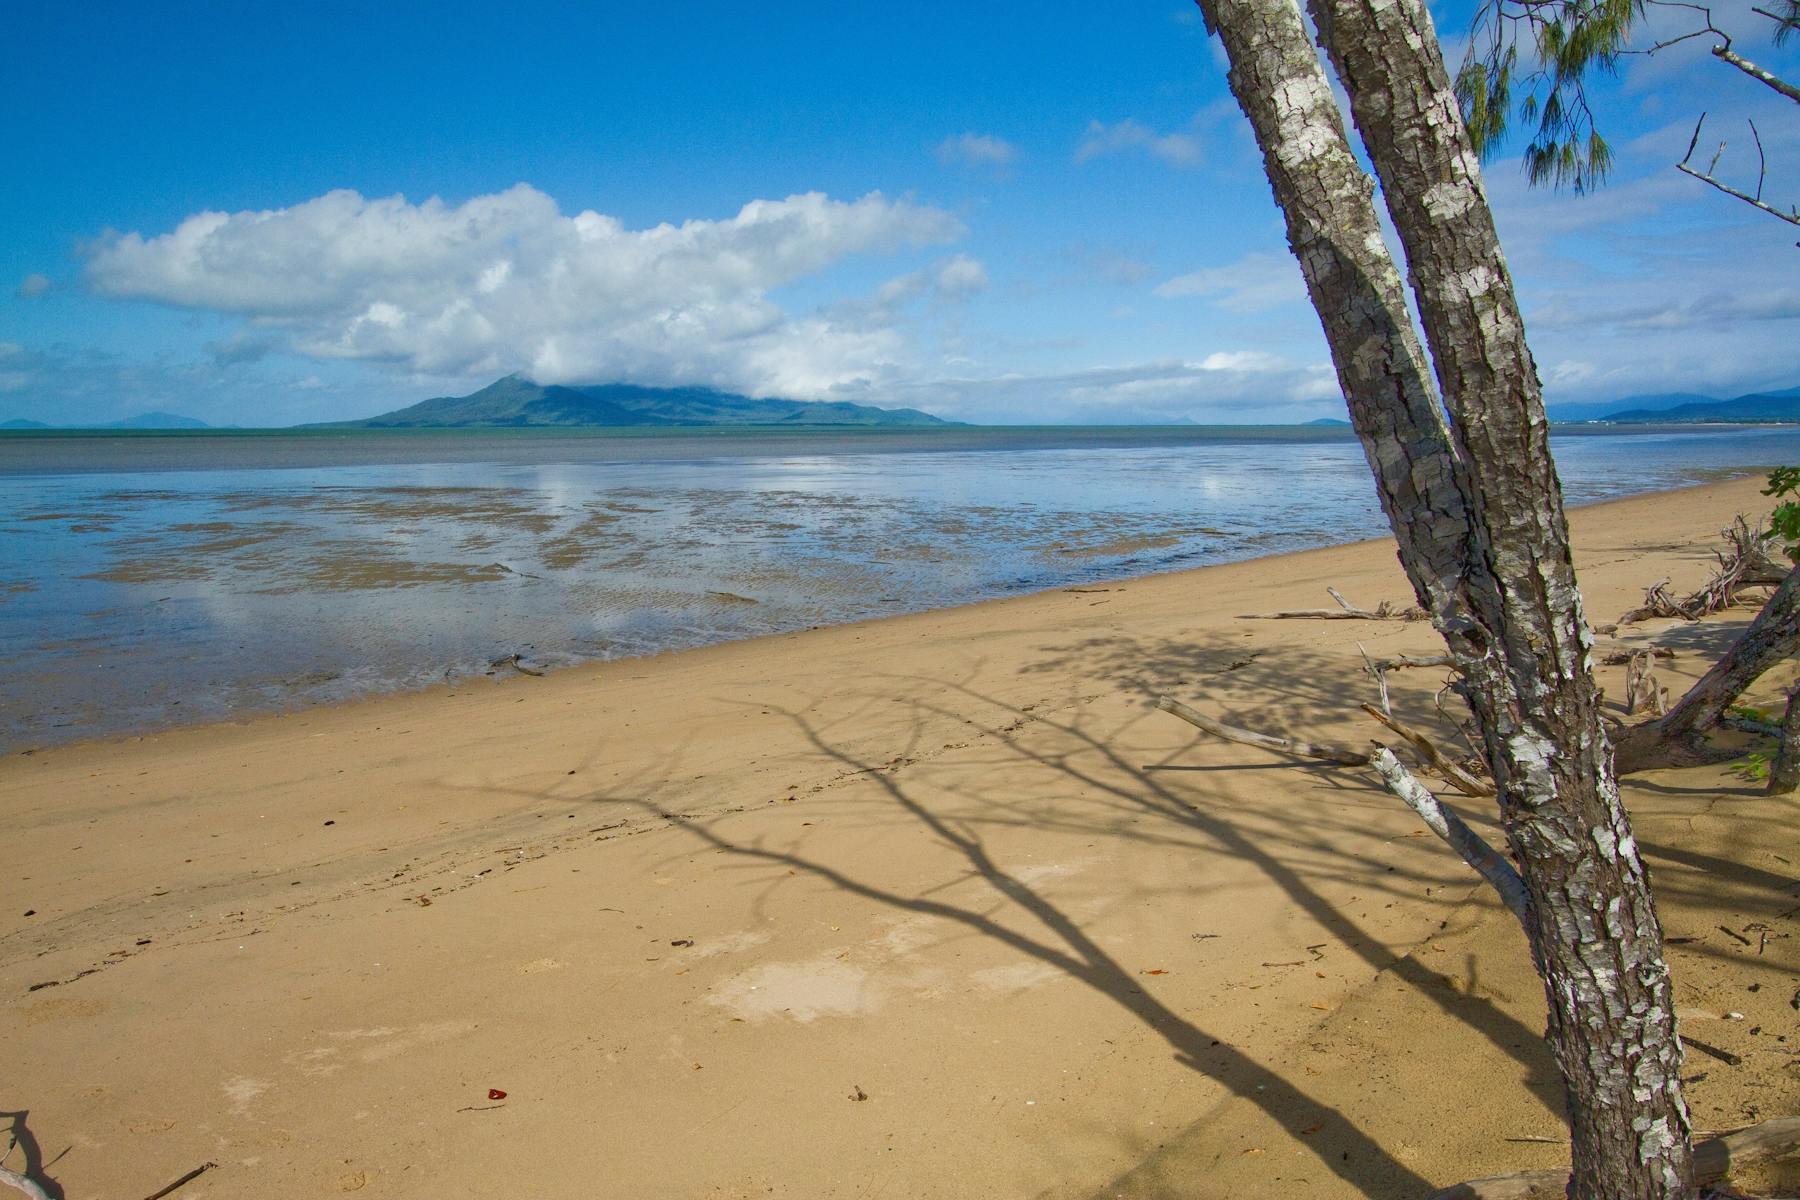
top-left (1720, 925), bottom-right (1754, 947)
top-left (1157, 696), bottom-right (1531, 930)
top-left (487, 1089), bottom-right (507, 1100)
top-left (1141, 968), bottom-right (1169, 975)
top-left (1361, 704), bottom-right (1494, 797)
top-left (670, 938), bottom-right (694, 947)
top-left (1427, 1116), bottom-right (1800, 1199)
top-left (1622, 651), bottom-right (1670, 717)
top-left (0, 1165), bottom-right (50, 1200)
top-left (491, 653), bottom-right (547, 676)
top-left (1618, 517), bottom-right (1787, 625)
top-left (137, 1161), bottom-right (218, 1200)
top-left (1683, 1037), bottom-right (1745, 1067)
top-left (1240, 586), bottom-right (1425, 621)
top-left (848, 1085), bottom-right (869, 1102)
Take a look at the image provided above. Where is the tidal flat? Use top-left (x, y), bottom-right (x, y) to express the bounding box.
top-left (4, 424), bottom-right (1799, 748)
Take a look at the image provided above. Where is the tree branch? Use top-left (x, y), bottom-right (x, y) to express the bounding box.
top-left (1368, 749), bottom-right (1531, 930)
top-left (1711, 42), bottom-right (1800, 103)
top-left (1674, 162), bottom-right (1800, 225)
top-left (0, 1166), bottom-right (50, 1200)
top-left (1154, 698), bottom-right (1525, 925)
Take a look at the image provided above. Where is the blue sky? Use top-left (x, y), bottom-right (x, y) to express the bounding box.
top-left (3, 0), bottom-right (1797, 426)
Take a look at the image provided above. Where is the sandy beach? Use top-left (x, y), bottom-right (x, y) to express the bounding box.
top-left (3, 474), bottom-right (1796, 1199)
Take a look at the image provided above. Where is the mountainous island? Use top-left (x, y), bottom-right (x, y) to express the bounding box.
top-left (327, 375), bottom-right (953, 429)
top-left (1595, 386), bottom-right (1800, 424)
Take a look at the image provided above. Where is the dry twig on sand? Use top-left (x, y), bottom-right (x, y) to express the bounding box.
top-left (1241, 586), bottom-right (1426, 621)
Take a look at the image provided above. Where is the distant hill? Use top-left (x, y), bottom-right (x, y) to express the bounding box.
top-left (334, 375), bottom-right (953, 429)
top-left (0, 418), bottom-right (48, 430)
top-left (1304, 417), bottom-right (1351, 427)
top-left (1547, 392), bottom-right (1717, 422)
top-left (104, 412), bottom-right (211, 429)
top-left (1602, 386), bottom-right (1800, 424)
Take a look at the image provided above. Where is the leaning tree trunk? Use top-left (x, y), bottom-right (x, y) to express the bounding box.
top-left (1194, 0), bottom-right (1694, 1194)
top-left (1614, 563), bottom-right (1800, 773)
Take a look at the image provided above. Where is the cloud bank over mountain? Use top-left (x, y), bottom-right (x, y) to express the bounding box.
top-left (85, 185), bottom-right (966, 399)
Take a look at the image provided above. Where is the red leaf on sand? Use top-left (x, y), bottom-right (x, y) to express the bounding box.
top-left (1142, 968), bottom-right (1169, 975)
top-left (487, 1089), bottom-right (507, 1100)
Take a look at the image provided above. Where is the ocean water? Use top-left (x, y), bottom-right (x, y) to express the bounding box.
top-left (4, 423), bottom-right (1798, 749)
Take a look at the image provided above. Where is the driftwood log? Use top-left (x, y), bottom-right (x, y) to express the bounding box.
top-left (1154, 697), bottom-right (1526, 926)
top-left (0, 1166), bottom-right (49, 1200)
top-left (1426, 1115), bottom-right (1800, 1199)
top-left (1619, 517), bottom-right (1788, 624)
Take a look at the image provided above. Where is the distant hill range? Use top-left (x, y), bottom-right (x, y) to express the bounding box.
top-left (1545, 385), bottom-right (1800, 424)
top-left (1597, 386), bottom-right (1800, 424)
top-left (332, 375), bottom-right (953, 429)
top-left (0, 411), bottom-right (211, 430)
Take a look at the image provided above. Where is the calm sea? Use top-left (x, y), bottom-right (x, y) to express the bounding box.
top-left (4, 423), bottom-right (1797, 749)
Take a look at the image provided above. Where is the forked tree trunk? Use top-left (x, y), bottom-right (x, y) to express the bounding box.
top-left (1193, 0), bottom-right (1694, 1194)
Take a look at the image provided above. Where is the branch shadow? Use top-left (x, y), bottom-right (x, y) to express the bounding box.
top-left (1, 1110), bottom-right (65, 1200)
top-left (485, 644), bottom-right (1585, 1196)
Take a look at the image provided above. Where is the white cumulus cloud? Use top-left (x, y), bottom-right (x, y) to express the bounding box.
top-left (1154, 252), bottom-right (1306, 312)
top-left (83, 185), bottom-right (965, 398)
top-left (1075, 119), bottom-right (1203, 168)
top-left (936, 132), bottom-right (1019, 170)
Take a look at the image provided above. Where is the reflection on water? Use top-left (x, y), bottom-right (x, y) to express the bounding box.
top-left (2, 426), bottom-right (1796, 748)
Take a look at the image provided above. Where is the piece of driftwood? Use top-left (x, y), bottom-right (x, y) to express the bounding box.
top-left (0, 1166), bottom-right (50, 1200)
top-left (1155, 697), bottom-right (1372, 766)
top-left (1624, 650), bottom-right (1670, 717)
top-left (1619, 517), bottom-right (1788, 624)
top-left (1425, 1115), bottom-right (1800, 1199)
top-left (1598, 647), bottom-right (1674, 665)
top-left (1156, 698), bottom-right (1525, 927)
top-left (1367, 748), bottom-right (1528, 928)
top-left (141, 1161), bottom-right (219, 1200)
top-left (1362, 704), bottom-right (1495, 797)
top-left (1241, 587), bottom-right (1425, 621)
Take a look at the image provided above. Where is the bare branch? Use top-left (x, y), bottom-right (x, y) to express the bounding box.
top-left (1154, 696), bottom-right (1372, 766)
top-left (1367, 749), bottom-right (1530, 929)
top-left (0, 1166), bottom-right (51, 1200)
top-left (1751, 118), bottom-right (1767, 201)
top-left (1711, 43), bottom-right (1800, 104)
top-left (1675, 160), bottom-right (1800, 226)
top-left (1362, 703), bottom-right (1497, 796)
top-left (1154, 697), bottom-right (1525, 924)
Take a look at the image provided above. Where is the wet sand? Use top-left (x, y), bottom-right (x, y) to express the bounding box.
top-left (2, 475), bottom-right (1796, 1198)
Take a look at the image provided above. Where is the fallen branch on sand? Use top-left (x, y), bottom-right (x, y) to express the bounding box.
top-left (1618, 516), bottom-right (1788, 625)
top-left (1241, 586), bottom-right (1426, 621)
top-left (140, 1161), bottom-right (219, 1200)
top-left (0, 1166), bottom-right (49, 1200)
top-left (1425, 1114), bottom-right (1800, 1199)
top-left (1154, 697), bottom-right (1526, 927)
top-left (1361, 704), bottom-right (1493, 797)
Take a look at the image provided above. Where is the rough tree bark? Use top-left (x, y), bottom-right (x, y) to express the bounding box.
top-left (1770, 680), bottom-right (1800, 794)
top-left (1192, 0), bottom-right (1694, 1194)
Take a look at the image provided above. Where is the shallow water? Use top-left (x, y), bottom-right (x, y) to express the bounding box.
top-left (4, 424), bottom-right (1798, 749)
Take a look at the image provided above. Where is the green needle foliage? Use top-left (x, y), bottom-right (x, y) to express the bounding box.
top-left (1457, 0), bottom-right (1642, 190)
top-left (1457, 0), bottom-right (1797, 191)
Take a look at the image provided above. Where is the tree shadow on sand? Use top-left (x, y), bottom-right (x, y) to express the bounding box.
top-left (516, 644), bottom-right (1584, 1197)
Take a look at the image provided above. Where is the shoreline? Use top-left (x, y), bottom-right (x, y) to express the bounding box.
top-left (3, 474), bottom-right (1796, 1199)
top-left (10, 467), bottom-right (1771, 759)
